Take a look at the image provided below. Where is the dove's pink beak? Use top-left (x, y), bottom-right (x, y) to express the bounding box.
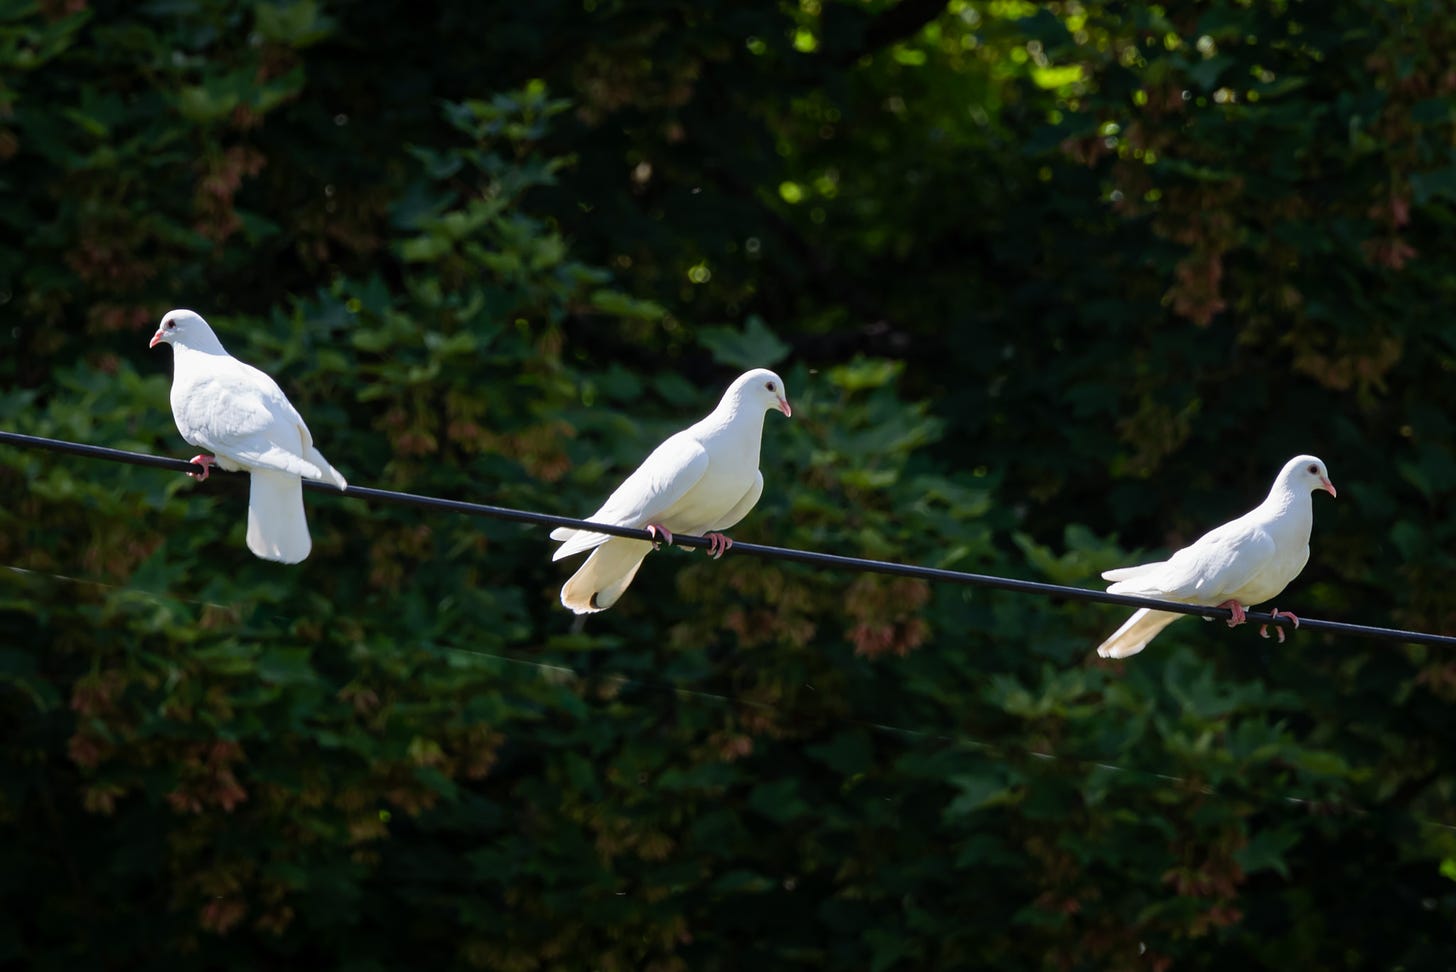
top-left (776, 397), bottom-right (792, 418)
top-left (148, 329), bottom-right (166, 349)
top-left (1320, 477), bottom-right (1336, 498)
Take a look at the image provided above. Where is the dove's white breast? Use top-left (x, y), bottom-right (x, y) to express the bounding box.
top-left (663, 419), bottom-right (764, 532)
top-left (1180, 495), bottom-right (1312, 606)
top-left (1217, 502), bottom-right (1312, 605)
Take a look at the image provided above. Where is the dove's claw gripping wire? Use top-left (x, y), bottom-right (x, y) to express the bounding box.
top-left (704, 532), bottom-right (734, 559)
top-left (1259, 608), bottom-right (1300, 643)
top-left (646, 523), bottom-right (674, 549)
top-left (1217, 599), bottom-right (1248, 628)
top-left (186, 454), bottom-right (216, 482)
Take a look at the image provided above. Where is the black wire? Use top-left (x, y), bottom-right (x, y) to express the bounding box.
top-left (4, 428), bottom-right (1453, 649)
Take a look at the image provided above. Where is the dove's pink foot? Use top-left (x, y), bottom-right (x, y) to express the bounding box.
top-left (704, 532), bottom-right (734, 559)
top-left (1259, 608), bottom-right (1300, 643)
top-left (646, 523), bottom-right (674, 549)
top-left (186, 454), bottom-right (216, 482)
top-left (1216, 599), bottom-right (1248, 628)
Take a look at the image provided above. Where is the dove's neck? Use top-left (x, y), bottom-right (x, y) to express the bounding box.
top-left (698, 400), bottom-right (768, 455)
top-left (173, 329), bottom-right (230, 361)
top-left (1257, 484), bottom-right (1313, 534)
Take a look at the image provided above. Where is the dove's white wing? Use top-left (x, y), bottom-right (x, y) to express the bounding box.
top-left (245, 364), bottom-right (348, 490)
top-left (179, 370), bottom-right (324, 480)
top-left (1109, 517), bottom-right (1277, 603)
top-left (1101, 563), bottom-right (1160, 583)
top-left (551, 433), bottom-right (710, 561)
top-left (1096, 521), bottom-right (1276, 660)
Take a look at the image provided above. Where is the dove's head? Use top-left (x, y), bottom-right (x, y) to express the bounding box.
top-left (728, 368), bottom-right (792, 418)
top-left (149, 309), bottom-right (217, 351)
top-left (1280, 455), bottom-right (1336, 498)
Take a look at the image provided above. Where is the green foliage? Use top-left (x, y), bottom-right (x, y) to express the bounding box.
top-left (3, 0), bottom-right (1456, 968)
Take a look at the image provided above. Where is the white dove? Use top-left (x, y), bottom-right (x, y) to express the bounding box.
top-left (550, 368), bottom-right (792, 613)
top-left (150, 309), bottom-right (347, 564)
top-left (1096, 455), bottom-right (1336, 659)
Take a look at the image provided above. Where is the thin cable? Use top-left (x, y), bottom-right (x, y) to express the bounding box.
top-left (4, 428), bottom-right (1453, 649)
top-left (1, 564), bottom-right (237, 613)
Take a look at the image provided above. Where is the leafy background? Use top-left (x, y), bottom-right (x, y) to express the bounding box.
top-left (2, 0), bottom-right (1455, 967)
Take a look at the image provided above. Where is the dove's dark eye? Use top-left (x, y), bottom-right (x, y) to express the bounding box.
top-left (765, 381), bottom-right (776, 392)
top-left (1307, 464), bottom-right (1318, 474)
top-left (165, 321), bottom-right (176, 330)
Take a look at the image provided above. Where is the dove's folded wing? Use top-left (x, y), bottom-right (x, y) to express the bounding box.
top-left (182, 384), bottom-right (320, 479)
top-left (1160, 521), bottom-right (1277, 601)
top-left (1108, 519), bottom-right (1276, 602)
top-left (1101, 562), bottom-right (1163, 583)
top-left (551, 435), bottom-right (710, 560)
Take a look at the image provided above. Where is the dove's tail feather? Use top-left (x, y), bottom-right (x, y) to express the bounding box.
top-left (1096, 608), bottom-right (1182, 659)
top-left (551, 526), bottom-right (613, 562)
top-left (560, 538), bottom-right (654, 613)
top-left (302, 445), bottom-right (347, 490)
top-left (246, 470), bottom-right (312, 564)
top-left (1102, 562), bottom-right (1165, 583)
